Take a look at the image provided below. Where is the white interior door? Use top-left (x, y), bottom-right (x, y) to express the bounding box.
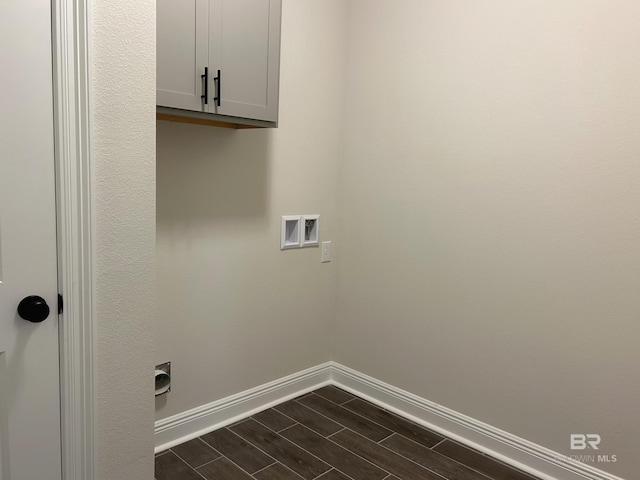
top-left (0, 0), bottom-right (62, 479)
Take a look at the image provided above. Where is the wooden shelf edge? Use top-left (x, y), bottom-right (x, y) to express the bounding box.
top-left (156, 112), bottom-right (266, 129)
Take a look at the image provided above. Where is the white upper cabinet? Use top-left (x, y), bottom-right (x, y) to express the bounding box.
top-left (157, 0), bottom-right (282, 128)
top-left (157, 0), bottom-right (209, 112)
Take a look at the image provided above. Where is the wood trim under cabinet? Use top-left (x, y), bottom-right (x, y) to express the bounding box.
top-left (156, 107), bottom-right (278, 129)
top-left (156, 112), bottom-right (261, 129)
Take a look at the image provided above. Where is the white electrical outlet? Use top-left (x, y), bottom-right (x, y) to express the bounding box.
top-left (321, 241), bottom-right (332, 263)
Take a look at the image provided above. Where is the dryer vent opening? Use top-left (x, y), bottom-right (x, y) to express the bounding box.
top-left (155, 362), bottom-right (171, 396)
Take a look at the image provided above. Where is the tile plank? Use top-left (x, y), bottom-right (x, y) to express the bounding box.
top-left (330, 428), bottom-right (445, 480)
top-left (201, 427), bottom-right (275, 474)
top-left (157, 389), bottom-right (541, 480)
top-left (231, 419), bottom-right (331, 480)
top-left (197, 457), bottom-right (253, 480)
top-left (433, 441), bottom-right (537, 480)
top-left (254, 463), bottom-right (304, 480)
top-left (297, 394), bottom-right (393, 441)
top-left (280, 424), bottom-right (388, 480)
top-left (315, 469), bottom-right (355, 480)
top-left (274, 399), bottom-right (343, 436)
top-left (313, 386), bottom-right (355, 405)
top-left (253, 408), bottom-right (297, 432)
top-left (155, 451), bottom-right (203, 480)
top-left (381, 434), bottom-right (489, 480)
top-left (171, 438), bottom-right (221, 468)
top-left (342, 398), bottom-right (443, 448)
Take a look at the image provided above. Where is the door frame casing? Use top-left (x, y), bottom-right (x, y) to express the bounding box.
top-left (52, 0), bottom-right (95, 479)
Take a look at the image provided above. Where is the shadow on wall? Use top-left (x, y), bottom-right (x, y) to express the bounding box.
top-left (156, 120), bottom-right (271, 227)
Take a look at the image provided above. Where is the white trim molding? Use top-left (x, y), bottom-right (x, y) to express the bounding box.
top-left (52, 0), bottom-right (95, 479)
top-left (156, 362), bottom-right (624, 480)
top-left (155, 363), bottom-right (333, 453)
top-left (330, 363), bottom-right (624, 480)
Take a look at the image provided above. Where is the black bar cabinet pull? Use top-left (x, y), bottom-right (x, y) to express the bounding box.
top-left (214, 69), bottom-right (221, 107)
top-left (201, 67), bottom-right (209, 105)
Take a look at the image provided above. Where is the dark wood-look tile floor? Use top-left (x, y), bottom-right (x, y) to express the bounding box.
top-left (155, 386), bottom-right (540, 480)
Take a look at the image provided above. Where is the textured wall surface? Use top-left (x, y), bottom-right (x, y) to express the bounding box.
top-left (155, 0), bottom-right (347, 419)
top-left (91, 0), bottom-right (156, 478)
top-left (153, 1), bottom-right (638, 478)
top-left (335, 1), bottom-right (640, 478)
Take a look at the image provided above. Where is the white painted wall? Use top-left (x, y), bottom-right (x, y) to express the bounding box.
top-left (335, 2), bottom-right (640, 478)
top-left (91, 0), bottom-right (156, 478)
top-left (155, 0), bottom-right (347, 419)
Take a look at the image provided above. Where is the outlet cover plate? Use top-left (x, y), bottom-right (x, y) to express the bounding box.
top-left (321, 241), bottom-right (332, 262)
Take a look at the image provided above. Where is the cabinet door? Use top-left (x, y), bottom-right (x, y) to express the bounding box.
top-left (208, 0), bottom-right (281, 122)
top-left (157, 0), bottom-right (209, 111)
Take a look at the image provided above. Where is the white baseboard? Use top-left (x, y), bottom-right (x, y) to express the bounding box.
top-left (330, 362), bottom-right (624, 480)
top-left (155, 362), bottom-right (624, 480)
top-left (154, 362), bottom-right (332, 452)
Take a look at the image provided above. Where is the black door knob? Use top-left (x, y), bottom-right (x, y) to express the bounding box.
top-left (17, 295), bottom-right (50, 323)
